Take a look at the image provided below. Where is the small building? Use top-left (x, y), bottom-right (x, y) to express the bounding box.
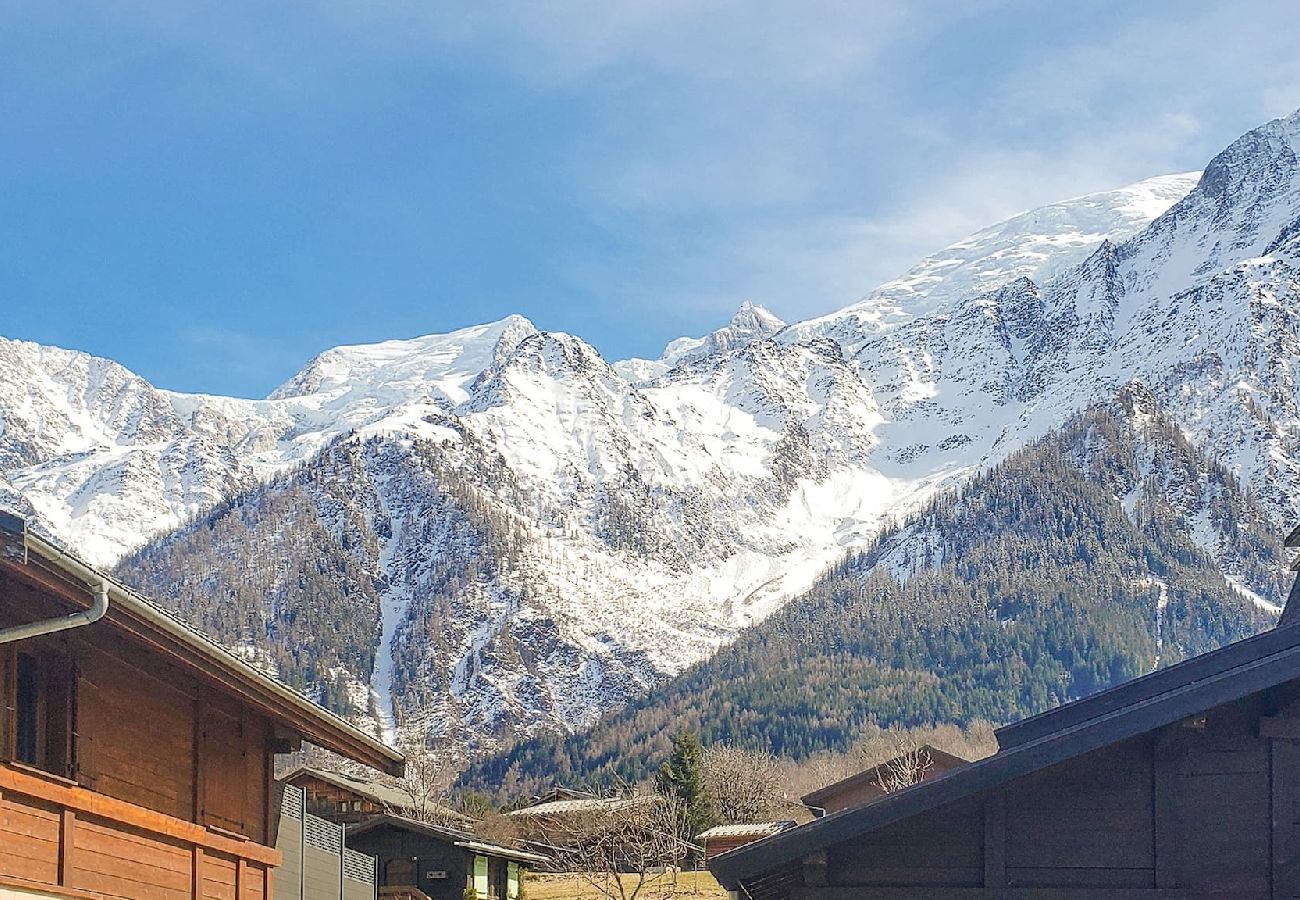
top-left (345, 813), bottom-right (548, 900)
top-left (710, 543), bottom-right (1300, 899)
top-left (800, 744), bottom-right (968, 815)
top-left (284, 765), bottom-right (473, 827)
top-left (0, 510), bottom-right (404, 900)
top-left (697, 823), bottom-right (795, 861)
top-left (505, 793), bottom-right (658, 867)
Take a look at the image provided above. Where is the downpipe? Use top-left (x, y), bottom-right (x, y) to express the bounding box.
top-left (0, 580), bottom-right (109, 645)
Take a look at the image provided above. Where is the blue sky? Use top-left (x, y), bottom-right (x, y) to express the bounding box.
top-left (3, 1), bottom-right (1300, 398)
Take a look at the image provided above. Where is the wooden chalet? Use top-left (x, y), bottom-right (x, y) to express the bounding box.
top-left (710, 536), bottom-right (1300, 899)
top-left (697, 823), bottom-right (795, 862)
top-left (0, 511), bottom-right (405, 900)
top-left (800, 745), bottom-right (968, 816)
top-left (281, 766), bottom-right (470, 828)
top-left (344, 814), bottom-right (547, 900)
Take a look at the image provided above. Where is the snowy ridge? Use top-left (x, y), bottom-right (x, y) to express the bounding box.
top-left (8, 109), bottom-right (1300, 759)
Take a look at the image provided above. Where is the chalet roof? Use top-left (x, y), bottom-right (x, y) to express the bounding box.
top-left (284, 766), bottom-right (416, 809)
top-left (799, 744), bottom-right (968, 809)
top-left (346, 813), bottom-right (550, 865)
top-left (697, 822), bottom-right (795, 842)
top-left (283, 765), bottom-right (473, 824)
top-left (533, 787), bottom-right (595, 803)
top-left (0, 511), bottom-right (404, 776)
top-left (710, 616), bottom-right (1300, 889)
top-left (507, 795), bottom-right (653, 817)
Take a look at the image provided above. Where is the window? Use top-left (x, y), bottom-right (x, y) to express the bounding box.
top-left (11, 649), bottom-right (75, 777)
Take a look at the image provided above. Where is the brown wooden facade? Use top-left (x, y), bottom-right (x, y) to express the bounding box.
top-left (800, 746), bottom-right (968, 816)
top-left (697, 824), bottom-right (795, 862)
top-left (0, 514), bottom-right (403, 900)
top-left (284, 769), bottom-right (399, 824)
top-left (711, 583), bottom-right (1300, 899)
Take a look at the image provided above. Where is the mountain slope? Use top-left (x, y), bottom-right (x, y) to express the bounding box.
top-left (457, 391), bottom-right (1284, 795)
top-left (784, 172), bottom-right (1200, 351)
top-left (6, 111), bottom-right (1300, 766)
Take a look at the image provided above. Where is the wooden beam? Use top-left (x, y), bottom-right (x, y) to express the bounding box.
top-left (59, 807), bottom-right (75, 886)
top-left (1272, 738), bottom-right (1298, 899)
top-left (193, 846), bottom-right (205, 900)
top-left (983, 791), bottom-right (1005, 888)
top-left (1153, 727), bottom-right (1179, 888)
top-left (194, 690), bottom-right (205, 825)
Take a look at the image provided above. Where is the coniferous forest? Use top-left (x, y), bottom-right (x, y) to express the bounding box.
top-left (458, 391), bottom-right (1282, 797)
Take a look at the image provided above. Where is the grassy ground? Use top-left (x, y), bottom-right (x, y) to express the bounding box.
top-left (526, 871), bottom-right (727, 900)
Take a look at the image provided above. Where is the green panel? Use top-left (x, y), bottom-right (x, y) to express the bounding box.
top-left (507, 862), bottom-right (520, 900)
top-left (474, 855), bottom-right (489, 898)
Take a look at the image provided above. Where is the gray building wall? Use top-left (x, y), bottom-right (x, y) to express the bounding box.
top-left (276, 784), bottom-right (378, 900)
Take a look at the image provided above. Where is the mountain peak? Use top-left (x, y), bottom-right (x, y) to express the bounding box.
top-left (729, 301), bottom-right (785, 333)
top-left (267, 314), bottom-right (537, 403)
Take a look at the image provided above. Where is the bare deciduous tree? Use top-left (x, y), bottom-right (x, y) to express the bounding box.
top-left (701, 745), bottom-right (786, 825)
top-left (549, 789), bottom-right (687, 900)
top-left (388, 751), bottom-right (461, 826)
top-left (870, 737), bottom-right (934, 795)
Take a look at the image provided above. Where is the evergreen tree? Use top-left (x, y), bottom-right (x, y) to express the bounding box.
top-left (655, 732), bottom-right (710, 840)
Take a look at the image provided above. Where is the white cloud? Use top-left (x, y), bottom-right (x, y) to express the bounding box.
top-left (38, 0), bottom-right (1300, 334)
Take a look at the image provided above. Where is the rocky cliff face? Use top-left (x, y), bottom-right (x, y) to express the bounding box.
top-left (8, 111), bottom-right (1300, 766)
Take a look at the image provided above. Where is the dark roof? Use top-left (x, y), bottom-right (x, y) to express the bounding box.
top-left (800, 744), bottom-right (967, 809)
top-left (346, 813), bottom-right (549, 865)
top-left (710, 619), bottom-right (1300, 889)
top-left (994, 616), bottom-right (1300, 749)
top-left (283, 765), bottom-right (473, 824)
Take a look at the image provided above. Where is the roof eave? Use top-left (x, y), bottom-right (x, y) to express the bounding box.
top-left (19, 529), bottom-right (405, 777)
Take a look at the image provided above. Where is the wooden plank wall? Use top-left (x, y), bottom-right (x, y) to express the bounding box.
top-left (0, 788), bottom-right (272, 900)
top-left (801, 693), bottom-right (1300, 898)
top-left (2, 573), bottom-right (273, 842)
top-left (1003, 736), bottom-right (1154, 889)
top-left (1166, 700), bottom-right (1272, 897)
top-left (825, 796), bottom-right (984, 888)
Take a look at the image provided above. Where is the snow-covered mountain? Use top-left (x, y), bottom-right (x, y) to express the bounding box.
top-left (10, 109), bottom-right (1300, 763)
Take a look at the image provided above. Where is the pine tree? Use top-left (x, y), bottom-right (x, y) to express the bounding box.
top-left (655, 732), bottom-right (710, 840)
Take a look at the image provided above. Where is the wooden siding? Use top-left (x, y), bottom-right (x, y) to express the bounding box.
top-left (0, 785), bottom-right (273, 900)
top-left (788, 690), bottom-right (1300, 899)
top-left (825, 797), bottom-right (984, 889)
top-left (0, 568), bottom-right (281, 900)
